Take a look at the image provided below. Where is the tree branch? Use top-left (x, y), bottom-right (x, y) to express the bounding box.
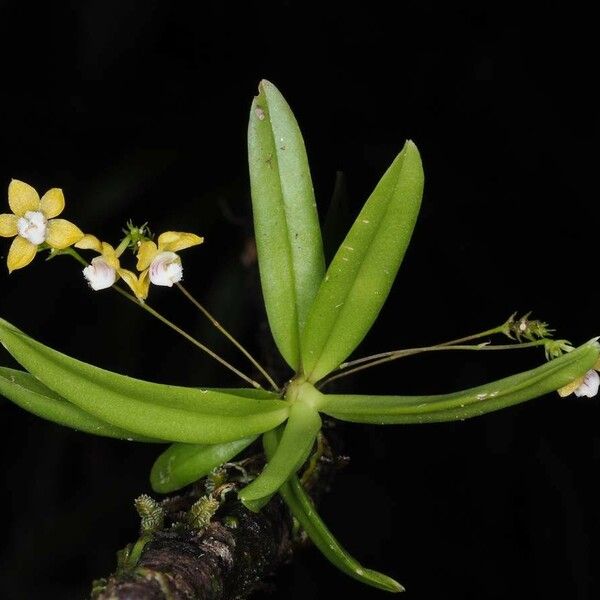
top-left (93, 493), bottom-right (290, 599)
top-left (92, 431), bottom-right (344, 600)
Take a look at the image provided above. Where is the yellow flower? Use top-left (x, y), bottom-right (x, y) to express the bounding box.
top-left (135, 231), bottom-right (204, 299)
top-left (76, 234), bottom-right (143, 298)
top-left (0, 180), bottom-right (84, 272)
top-left (558, 357), bottom-right (600, 398)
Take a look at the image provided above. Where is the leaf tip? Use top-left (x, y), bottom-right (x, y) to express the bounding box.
top-left (587, 336), bottom-right (600, 351)
top-left (256, 79), bottom-right (276, 101)
top-left (238, 493), bottom-right (264, 513)
top-left (402, 138), bottom-right (420, 155)
top-left (364, 569), bottom-right (406, 593)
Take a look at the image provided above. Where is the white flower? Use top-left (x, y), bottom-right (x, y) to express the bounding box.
top-left (83, 256), bottom-right (117, 291)
top-left (148, 251), bottom-right (183, 287)
top-left (135, 231), bottom-right (203, 299)
top-left (17, 211), bottom-right (48, 245)
top-left (573, 370), bottom-right (600, 398)
top-left (558, 359), bottom-right (600, 398)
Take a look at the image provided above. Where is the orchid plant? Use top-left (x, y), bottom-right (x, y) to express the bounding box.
top-left (0, 80), bottom-right (597, 594)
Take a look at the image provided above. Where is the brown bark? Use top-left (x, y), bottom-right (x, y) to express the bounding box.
top-left (93, 489), bottom-right (291, 600)
top-left (92, 431), bottom-right (343, 600)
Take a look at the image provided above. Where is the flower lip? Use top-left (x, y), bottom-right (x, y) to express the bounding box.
top-left (149, 251), bottom-right (183, 287)
top-left (83, 256), bottom-right (117, 291)
top-left (17, 211), bottom-right (47, 245)
top-left (573, 369), bottom-right (600, 398)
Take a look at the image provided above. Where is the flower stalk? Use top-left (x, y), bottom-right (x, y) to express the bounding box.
top-left (318, 314), bottom-right (571, 388)
top-left (176, 283), bottom-right (280, 392)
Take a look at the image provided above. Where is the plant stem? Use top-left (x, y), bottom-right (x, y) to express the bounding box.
top-left (114, 234), bottom-right (131, 257)
top-left (318, 339), bottom-right (547, 388)
top-left (113, 286), bottom-right (264, 389)
top-left (59, 246), bottom-right (88, 267)
top-left (176, 283), bottom-right (279, 392)
top-left (337, 324), bottom-right (507, 371)
top-left (62, 247), bottom-right (263, 389)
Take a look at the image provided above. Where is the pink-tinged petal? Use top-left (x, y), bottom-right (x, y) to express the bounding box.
top-left (157, 231), bottom-right (204, 253)
top-left (136, 240), bottom-right (158, 271)
top-left (83, 257), bottom-right (117, 291)
top-left (8, 180), bottom-right (40, 216)
top-left (45, 219), bottom-right (84, 249)
top-left (7, 236), bottom-right (37, 273)
top-left (573, 370), bottom-right (600, 398)
top-left (0, 213), bottom-right (18, 237)
top-left (149, 251), bottom-right (183, 286)
top-left (39, 188), bottom-right (65, 218)
top-left (75, 234), bottom-right (103, 252)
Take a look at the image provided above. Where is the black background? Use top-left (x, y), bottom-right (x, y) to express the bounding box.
top-left (0, 1), bottom-right (598, 598)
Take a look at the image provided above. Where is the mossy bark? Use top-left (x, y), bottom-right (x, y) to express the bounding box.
top-left (92, 431), bottom-right (343, 600)
top-left (93, 489), bottom-right (291, 600)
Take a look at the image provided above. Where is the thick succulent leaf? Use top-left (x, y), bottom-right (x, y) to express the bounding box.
top-left (150, 437), bottom-right (256, 493)
top-left (238, 401), bottom-right (321, 512)
top-left (248, 79), bottom-right (325, 370)
top-left (263, 429), bottom-right (403, 593)
top-left (0, 319), bottom-right (284, 415)
top-left (319, 340), bottom-right (600, 423)
top-left (302, 141), bottom-right (424, 383)
top-left (215, 388), bottom-right (278, 400)
top-left (0, 319), bottom-right (289, 443)
top-left (0, 367), bottom-right (161, 442)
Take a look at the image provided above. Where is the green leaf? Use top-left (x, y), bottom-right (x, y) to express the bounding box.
top-left (319, 340), bottom-right (600, 423)
top-left (238, 401), bottom-right (321, 511)
top-left (0, 367), bottom-right (161, 442)
top-left (248, 79), bottom-right (325, 370)
top-left (301, 141), bottom-right (424, 383)
top-left (216, 388), bottom-right (278, 400)
top-left (150, 437), bottom-right (256, 493)
top-left (263, 429), bottom-right (404, 593)
top-left (0, 318), bottom-right (289, 444)
top-left (0, 321), bottom-right (284, 416)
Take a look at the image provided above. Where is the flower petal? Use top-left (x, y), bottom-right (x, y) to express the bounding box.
top-left (75, 234), bottom-right (103, 252)
top-left (149, 251), bottom-right (182, 286)
top-left (39, 188), bottom-right (65, 219)
top-left (118, 268), bottom-right (147, 300)
top-left (8, 180), bottom-right (40, 216)
top-left (158, 231), bottom-right (204, 253)
top-left (136, 240), bottom-right (158, 271)
top-left (573, 369), bottom-right (600, 398)
top-left (45, 219), bottom-right (84, 249)
top-left (557, 375), bottom-right (585, 397)
top-left (139, 269), bottom-right (151, 298)
top-left (100, 242), bottom-right (120, 270)
top-left (7, 236), bottom-right (37, 272)
top-left (83, 257), bottom-right (117, 291)
top-left (136, 269), bottom-right (151, 300)
top-left (0, 214), bottom-right (18, 237)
